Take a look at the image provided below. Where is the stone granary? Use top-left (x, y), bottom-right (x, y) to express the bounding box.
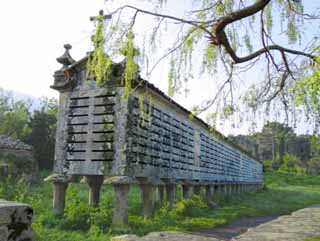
top-left (0, 135), bottom-right (37, 182)
top-left (46, 44), bottom-right (263, 231)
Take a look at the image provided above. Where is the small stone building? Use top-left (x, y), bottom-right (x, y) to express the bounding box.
top-left (0, 135), bottom-right (38, 182)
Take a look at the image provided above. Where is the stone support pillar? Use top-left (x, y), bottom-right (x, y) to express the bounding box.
top-left (236, 183), bottom-right (240, 194)
top-left (215, 184), bottom-right (220, 196)
top-left (182, 181), bottom-right (195, 198)
top-left (158, 185), bottom-right (165, 204)
top-left (229, 184), bottom-right (233, 195)
top-left (194, 184), bottom-right (202, 195)
top-left (138, 177), bottom-right (161, 219)
top-left (223, 184), bottom-right (228, 195)
top-left (104, 176), bottom-right (136, 232)
top-left (86, 175), bottom-right (104, 207)
top-left (53, 181), bottom-right (68, 215)
top-left (44, 174), bottom-right (70, 216)
top-left (140, 184), bottom-right (155, 219)
top-left (205, 184), bottom-right (215, 201)
top-left (165, 183), bottom-right (176, 206)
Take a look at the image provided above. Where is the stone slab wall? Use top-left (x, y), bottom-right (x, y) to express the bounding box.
top-left (0, 200), bottom-right (34, 241)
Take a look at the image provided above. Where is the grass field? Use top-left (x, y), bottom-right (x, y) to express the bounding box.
top-left (1, 172), bottom-right (320, 241)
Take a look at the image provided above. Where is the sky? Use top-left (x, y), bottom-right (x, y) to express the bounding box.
top-left (0, 0), bottom-right (318, 135)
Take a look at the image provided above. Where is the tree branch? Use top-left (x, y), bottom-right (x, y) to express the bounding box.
top-left (210, 0), bottom-right (316, 64)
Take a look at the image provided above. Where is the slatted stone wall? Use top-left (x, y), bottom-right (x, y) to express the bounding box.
top-left (55, 87), bottom-right (117, 175)
top-left (124, 93), bottom-right (262, 183)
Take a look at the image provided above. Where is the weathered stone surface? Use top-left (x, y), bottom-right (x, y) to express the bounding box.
top-left (0, 226), bottom-right (8, 241)
top-left (52, 181), bottom-right (69, 216)
top-left (112, 232), bottom-right (221, 241)
top-left (112, 184), bottom-right (130, 231)
top-left (0, 200), bottom-right (34, 241)
top-left (233, 205), bottom-right (320, 241)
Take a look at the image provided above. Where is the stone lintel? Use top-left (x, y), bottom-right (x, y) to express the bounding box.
top-left (137, 177), bottom-right (164, 186)
top-left (160, 178), bottom-right (180, 185)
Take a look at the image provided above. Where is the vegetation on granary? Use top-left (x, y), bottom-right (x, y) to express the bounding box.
top-left (1, 171), bottom-right (320, 241)
top-left (230, 121), bottom-right (320, 175)
top-left (87, 11), bottom-right (140, 99)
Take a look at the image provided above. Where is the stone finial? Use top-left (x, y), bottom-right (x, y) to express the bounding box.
top-left (90, 10), bottom-right (112, 22)
top-left (56, 44), bottom-right (75, 68)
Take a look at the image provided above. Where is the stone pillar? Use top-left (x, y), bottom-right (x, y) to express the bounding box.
top-left (182, 181), bottom-right (194, 198)
top-left (0, 164), bottom-right (9, 182)
top-left (165, 183), bottom-right (176, 206)
top-left (223, 184), bottom-right (228, 195)
top-left (194, 184), bottom-right (202, 195)
top-left (86, 175), bottom-right (104, 207)
top-left (215, 184), bottom-right (220, 196)
top-left (158, 185), bottom-right (165, 204)
top-left (228, 184), bottom-right (232, 195)
top-left (229, 183), bottom-right (234, 196)
top-left (53, 182), bottom-right (68, 215)
top-left (44, 174), bottom-right (70, 216)
top-left (138, 178), bottom-right (157, 219)
top-left (236, 183), bottom-right (240, 194)
top-left (205, 184), bottom-right (214, 201)
top-left (104, 176), bottom-right (136, 232)
top-left (232, 183), bottom-right (236, 194)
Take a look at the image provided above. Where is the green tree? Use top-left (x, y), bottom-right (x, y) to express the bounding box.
top-left (27, 98), bottom-right (58, 170)
top-left (308, 135), bottom-right (320, 175)
top-left (257, 121), bottom-right (296, 168)
top-left (0, 89), bottom-right (31, 141)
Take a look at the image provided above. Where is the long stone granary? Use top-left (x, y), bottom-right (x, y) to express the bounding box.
top-left (46, 44), bottom-right (263, 230)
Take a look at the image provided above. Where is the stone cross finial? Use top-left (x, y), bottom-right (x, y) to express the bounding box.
top-left (90, 10), bottom-right (112, 22)
top-left (56, 44), bottom-right (75, 68)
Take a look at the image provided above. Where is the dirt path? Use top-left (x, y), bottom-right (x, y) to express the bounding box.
top-left (192, 215), bottom-right (279, 240)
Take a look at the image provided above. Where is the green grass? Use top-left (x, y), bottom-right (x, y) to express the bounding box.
top-left (1, 172), bottom-right (320, 241)
top-left (305, 237), bottom-right (320, 241)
